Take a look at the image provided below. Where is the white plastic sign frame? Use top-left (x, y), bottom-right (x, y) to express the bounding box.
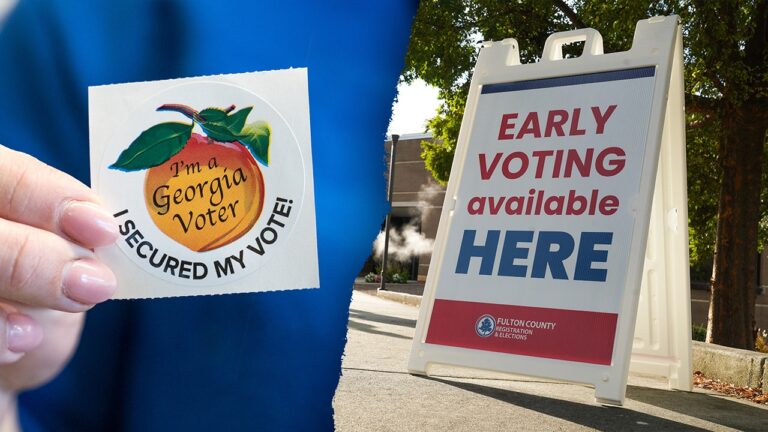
top-left (408, 16), bottom-right (689, 405)
top-left (628, 23), bottom-right (692, 393)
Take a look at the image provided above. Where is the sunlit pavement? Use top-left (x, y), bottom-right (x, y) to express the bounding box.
top-left (333, 291), bottom-right (768, 432)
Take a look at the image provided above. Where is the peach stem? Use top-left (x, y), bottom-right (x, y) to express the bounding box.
top-left (157, 104), bottom-right (203, 122)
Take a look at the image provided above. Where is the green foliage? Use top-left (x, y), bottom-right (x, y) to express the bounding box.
top-left (384, 261), bottom-right (411, 284)
top-left (370, 263), bottom-right (411, 284)
top-left (686, 112), bottom-right (721, 278)
top-left (420, 139), bottom-right (454, 186)
top-left (407, 0), bottom-right (650, 183)
top-left (407, 0), bottom-right (574, 184)
top-left (419, 87), bottom-right (467, 185)
top-left (405, 0), bottom-right (768, 281)
top-left (390, 272), bottom-right (409, 284)
top-left (684, 1), bottom-right (768, 104)
top-left (692, 323), bottom-right (707, 341)
top-left (402, 0), bottom-right (477, 91)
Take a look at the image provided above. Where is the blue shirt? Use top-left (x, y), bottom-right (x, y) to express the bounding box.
top-left (0, 1), bottom-right (416, 430)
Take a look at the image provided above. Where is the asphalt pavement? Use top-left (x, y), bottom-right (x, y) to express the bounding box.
top-left (333, 291), bottom-right (768, 432)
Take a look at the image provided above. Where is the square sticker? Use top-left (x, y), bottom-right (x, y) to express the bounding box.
top-left (89, 69), bottom-right (318, 299)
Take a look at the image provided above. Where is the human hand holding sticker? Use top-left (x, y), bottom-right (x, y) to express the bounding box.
top-left (0, 145), bottom-right (118, 418)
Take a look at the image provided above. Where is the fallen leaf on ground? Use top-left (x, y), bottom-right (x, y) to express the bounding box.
top-left (693, 371), bottom-right (767, 405)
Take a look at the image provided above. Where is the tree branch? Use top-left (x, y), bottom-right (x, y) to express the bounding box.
top-left (686, 93), bottom-right (720, 115)
top-left (688, 117), bottom-right (715, 129)
top-left (552, 0), bottom-right (587, 29)
top-left (744, 0), bottom-right (767, 70)
top-left (704, 70), bottom-right (727, 95)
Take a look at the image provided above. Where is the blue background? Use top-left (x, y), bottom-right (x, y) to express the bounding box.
top-left (0, 1), bottom-right (417, 430)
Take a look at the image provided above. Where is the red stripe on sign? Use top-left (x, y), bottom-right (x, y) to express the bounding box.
top-left (425, 299), bottom-right (618, 365)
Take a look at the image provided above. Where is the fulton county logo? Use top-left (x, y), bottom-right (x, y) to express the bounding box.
top-left (475, 314), bottom-right (496, 337)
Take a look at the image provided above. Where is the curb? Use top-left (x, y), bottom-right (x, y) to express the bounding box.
top-left (355, 285), bottom-right (422, 307)
top-left (353, 282), bottom-right (423, 308)
top-left (692, 341), bottom-right (767, 388)
top-left (375, 289), bottom-right (421, 307)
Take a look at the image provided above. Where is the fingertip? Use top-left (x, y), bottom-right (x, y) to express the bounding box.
top-left (59, 201), bottom-right (120, 248)
top-left (61, 258), bottom-right (117, 309)
top-left (6, 313), bottom-right (44, 353)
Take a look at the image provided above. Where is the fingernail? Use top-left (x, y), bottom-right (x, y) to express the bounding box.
top-left (7, 313), bottom-right (43, 353)
top-left (62, 259), bottom-right (117, 305)
top-left (60, 201), bottom-right (119, 248)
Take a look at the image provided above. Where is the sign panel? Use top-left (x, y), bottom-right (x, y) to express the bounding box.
top-left (425, 67), bottom-right (656, 365)
top-left (410, 16), bottom-right (689, 405)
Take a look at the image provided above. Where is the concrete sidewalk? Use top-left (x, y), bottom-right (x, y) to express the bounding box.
top-left (333, 291), bottom-right (768, 431)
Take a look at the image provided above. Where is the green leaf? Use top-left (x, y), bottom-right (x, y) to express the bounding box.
top-left (238, 121), bottom-right (271, 166)
top-left (199, 108), bottom-right (229, 122)
top-left (223, 107), bottom-right (252, 134)
top-left (197, 106), bottom-right (253, 142)
top-left (200, 120), bottom-right (240, 142)
top-left (109, 122), bottom-right (193, 171)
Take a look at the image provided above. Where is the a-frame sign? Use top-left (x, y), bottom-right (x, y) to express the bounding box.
top-left (409, 16), bottom-right (691, 405)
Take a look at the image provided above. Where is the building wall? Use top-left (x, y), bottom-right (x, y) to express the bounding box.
top-left (386, 134), bottom-right (444, 281)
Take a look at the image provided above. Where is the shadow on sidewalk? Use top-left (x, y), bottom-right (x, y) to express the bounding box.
top-left (422, 376), bottom-right (766, 431)
top-left (347, 319), bottom-right (411, 340)
top-left (349, 308), bottom-right (417, 329)
top-left (626, 385), bottom-right (768, 431)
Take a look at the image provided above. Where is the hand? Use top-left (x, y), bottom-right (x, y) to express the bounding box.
top-left (0, 145), bottom-right (119, 426)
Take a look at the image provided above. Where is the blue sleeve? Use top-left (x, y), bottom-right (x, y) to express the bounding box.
top-left (0, 1), bottom-right (417, 430)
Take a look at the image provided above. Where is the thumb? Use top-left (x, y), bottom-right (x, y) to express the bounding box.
top-left (0, 310), bottom-right (43, 365)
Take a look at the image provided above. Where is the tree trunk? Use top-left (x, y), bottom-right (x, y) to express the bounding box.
top-left (707, 104), bottom-right (766, 349)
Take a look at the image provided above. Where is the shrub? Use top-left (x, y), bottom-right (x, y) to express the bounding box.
top-left (692, 324), bottom-right (706, 342)
top-left (391, 272), bottom-right (408, 284)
